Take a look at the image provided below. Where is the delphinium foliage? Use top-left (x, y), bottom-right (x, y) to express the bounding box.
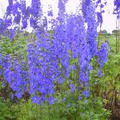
top-left (0, 0), bottom-right (115, 119)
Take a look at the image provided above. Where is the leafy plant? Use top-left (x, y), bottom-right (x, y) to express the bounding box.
top-left (0, 97), bottom-right (16, 120)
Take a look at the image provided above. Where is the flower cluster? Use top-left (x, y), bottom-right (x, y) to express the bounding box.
top-left (0, 0), bottom-right (31, 39)
top-left (82, 0), bottom-right (91, 21)
top-left (0, 48), bottom-right (2, 76)
top-left (30, 0), bottom-right (42, 29)
top-left (96, 41), bottom-right (108, 77)
top-left (2, 55), bottom-right (28, 99)
top-left (27, 36), bottom-right (55, 105)
top-left (95, 0), bottom-right (107, 26)
top-left (0, 18), bottom-right (14, 39)
top-left (78, 2), bottom-right (97, 92)
top-left (113, 0), bottom-right (120, 18)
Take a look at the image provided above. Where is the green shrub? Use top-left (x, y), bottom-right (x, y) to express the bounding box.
top-left (0, 97), bottom-right (16, 120)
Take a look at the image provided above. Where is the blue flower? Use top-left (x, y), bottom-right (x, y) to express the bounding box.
top-left (96, 41), bottom-right (108, 77)
top-left (57, 77), bottom-right (64, 84)
top-left (47, 96), bottom-right (55, 105)
top-left (114, 0), bottom-right (120, 18)
top-left (31, 96), bottom-right (40, 104)
top-left (70, 83), bottom-right (75, 93)
top-left (16, 89), bottom-right (23, 99)
top-left (83, 90), bottom-right (89, 98)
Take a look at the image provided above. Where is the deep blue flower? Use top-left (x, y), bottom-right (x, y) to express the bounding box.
top-left (114, 0), bottom-right (120, 18)
top-left (31, 95), bottom-right (40, 104)
top-left (83, 90), bottom-right (89, 98)
top-left (47, 96), bottom-right (55, 105)
top-left (70, 83), bottom-right (75, 93)
top-left (57, 77), bottom-right (64, 85)
top-left (16, 89), bottom-right (23, 99)
top-left (96, 41), bottom-right (108, 77)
